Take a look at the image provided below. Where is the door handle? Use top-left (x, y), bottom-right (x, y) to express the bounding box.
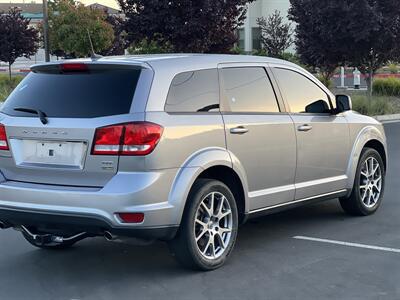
top-left (297, 124), bottom-right (313, 132)
top-left (230, 126), bottom-right (249, 135)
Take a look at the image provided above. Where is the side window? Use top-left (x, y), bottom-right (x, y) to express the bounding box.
top-left (273, 68), bottom-right (331, 114)
top-left (221, 67), bottom-right (279, 113)
top-left (165, 69), bottom-right (219, 113)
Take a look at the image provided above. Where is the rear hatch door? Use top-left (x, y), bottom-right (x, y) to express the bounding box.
top-left (0, 62), bottom-right (147, 187)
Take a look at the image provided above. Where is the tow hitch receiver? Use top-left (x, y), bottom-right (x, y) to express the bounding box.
top-left (19, 225), bottom-right (88, 246)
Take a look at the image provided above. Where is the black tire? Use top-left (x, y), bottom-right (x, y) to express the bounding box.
top-left (22, 231), bottom-right (77, 250)
top-left (339, 147), bottom-right (385, 216)
top-left (168, 179), bottom-right (238, 271)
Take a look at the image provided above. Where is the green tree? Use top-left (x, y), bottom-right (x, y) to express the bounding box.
top-left (257, 10), bottom-right (293, 58)
top-left (127, 36), bottom-right (173, 55)
top-left (48, 0), bottom-right (114, 57)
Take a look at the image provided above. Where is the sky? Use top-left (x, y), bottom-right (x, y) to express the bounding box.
top-left (0, 0), bottom-right (120, 9)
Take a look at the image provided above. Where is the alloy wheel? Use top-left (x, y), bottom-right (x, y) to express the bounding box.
top-left (359, 156), bottom-right (382, 208)
top-left (193, 192), bottom-right (233, 259)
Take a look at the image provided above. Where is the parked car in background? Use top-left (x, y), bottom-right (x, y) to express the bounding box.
top-left (0, 54), bottom-right (387, 270)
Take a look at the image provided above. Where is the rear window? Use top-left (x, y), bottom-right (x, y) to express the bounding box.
top-left (1, 66), bottom-right (141, 118)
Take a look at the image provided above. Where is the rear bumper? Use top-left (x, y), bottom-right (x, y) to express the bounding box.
top-left (0, 169), bottom-right (184, 240)
top-left (0, 208), bottom-right (178, 240)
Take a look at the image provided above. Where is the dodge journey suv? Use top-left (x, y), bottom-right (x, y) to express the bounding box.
top-left (0, 54), bottom-right (387, 270)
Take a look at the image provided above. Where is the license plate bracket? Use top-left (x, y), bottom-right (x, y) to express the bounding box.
top-left (10, 139), bottom-right (87, 169)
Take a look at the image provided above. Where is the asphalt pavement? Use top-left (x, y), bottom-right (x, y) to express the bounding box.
top-left (0, 122), bottom-right (400, 300)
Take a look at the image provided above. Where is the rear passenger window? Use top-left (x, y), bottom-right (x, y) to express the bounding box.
top-left (273, 68), bottom-right (331, 114)
top-left (221, 67), bottom-right (279, 113)
top-left (165, 69), bottom-right (219, 112)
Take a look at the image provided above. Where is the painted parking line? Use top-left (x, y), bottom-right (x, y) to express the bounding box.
top-left (293, 236), bottom-right (400, 254)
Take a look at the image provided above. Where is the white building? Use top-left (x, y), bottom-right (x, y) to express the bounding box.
top-left (239, 0), bottom-right (291, 52)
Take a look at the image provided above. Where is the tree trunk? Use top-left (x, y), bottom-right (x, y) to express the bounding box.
top-left (321, 69), bottom-right (334, 89)
top-left (363, 67), bottom-right (374, 104)
top-left (365, 76), bottom-right (371, 95)
top-left (8, 63), bottom-right (11, 81)
top-left (369, 68), bottom-right (373, 98)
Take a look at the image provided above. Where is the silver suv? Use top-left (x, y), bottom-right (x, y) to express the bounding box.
top-left (0, 55), bottom-right (387, 270)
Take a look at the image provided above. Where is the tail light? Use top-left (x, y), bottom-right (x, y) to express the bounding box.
top-left (60, 63), bottom-right (88, 72)
top-left (0, 124), bottom-right (9, 151)
top-left (92, 122), bottom-right (163, 156)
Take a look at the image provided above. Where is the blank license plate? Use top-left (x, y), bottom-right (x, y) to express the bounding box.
top-left (10, 139), bottom-right (87, 169)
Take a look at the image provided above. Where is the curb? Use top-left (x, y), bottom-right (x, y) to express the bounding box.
top-left (373, 114), bottom-right (400, 123)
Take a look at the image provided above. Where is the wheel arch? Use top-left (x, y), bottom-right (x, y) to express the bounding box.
top-left (197, 166), bottom-right (247, 224)
top-left (346, 126), bottom-right (387, 195)
top-left (363, 139), bottom-right (387, 172)
top-left (168, 148), bottom-right (249, 225)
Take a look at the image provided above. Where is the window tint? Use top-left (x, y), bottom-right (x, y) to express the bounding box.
top-left (2, 68), bottom-right (141, 118)
top-left (221, 67), bottom-right (279, 113)
top-left (273, 68), bottom-right (331, 114)
top-left (165, 69), bottom-right (219, 113)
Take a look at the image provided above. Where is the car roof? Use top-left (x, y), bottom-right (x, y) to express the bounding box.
top-left (102, 53), bottom-right (297, 69)
top-left (33, 54), bottom-right (299, 72)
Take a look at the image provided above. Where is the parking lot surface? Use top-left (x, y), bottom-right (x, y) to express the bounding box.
top-left (0, 122), bottom-right (399, 300)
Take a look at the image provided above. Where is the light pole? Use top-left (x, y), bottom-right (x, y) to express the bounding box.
top-left (42, 0), bottom-right (50, 62)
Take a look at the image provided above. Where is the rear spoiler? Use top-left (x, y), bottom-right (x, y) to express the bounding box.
top-left (30, 60), bottom-right (150, 73)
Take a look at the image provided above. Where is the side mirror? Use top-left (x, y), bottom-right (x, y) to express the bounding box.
top-left (336, 95), bottom-right (352, 113)
top-left (305, 99), bottom-right (330, 113)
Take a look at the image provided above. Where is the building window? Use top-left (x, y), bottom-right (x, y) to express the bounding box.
top-left (237, 28), bottom-right (245, 50)
top-left (252, 27), bottom-right (262, 50)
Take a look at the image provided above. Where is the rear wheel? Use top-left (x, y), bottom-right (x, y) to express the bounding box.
top-left (169, 179), bottom-right (238, 271)
top-left (339, 148), bottom-right (385, 216)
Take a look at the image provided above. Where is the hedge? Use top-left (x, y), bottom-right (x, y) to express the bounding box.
top-left (351, 94), bottom-right (395, 116)
top-left (373, 77), bottom-right (400, 96)
top-left (0, 74), bottom-right (23, 102)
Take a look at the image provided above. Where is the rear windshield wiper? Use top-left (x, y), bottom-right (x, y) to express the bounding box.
top-left (14, 107), bottom-right (48, 125)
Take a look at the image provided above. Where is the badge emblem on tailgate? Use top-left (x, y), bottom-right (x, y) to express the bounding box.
top-left (101, 161), bottom-right (114, 171)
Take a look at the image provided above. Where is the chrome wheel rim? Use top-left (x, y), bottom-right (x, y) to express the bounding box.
top-left (194, 192), bottom-right (233, 259)
top-left (360, 157), bottom-right (382, 208)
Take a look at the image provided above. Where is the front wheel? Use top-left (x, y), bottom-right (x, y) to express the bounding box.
top-left (169, 179), bottom-right (238, 271)
top-left (339, 148), bottom-right (385, 216)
